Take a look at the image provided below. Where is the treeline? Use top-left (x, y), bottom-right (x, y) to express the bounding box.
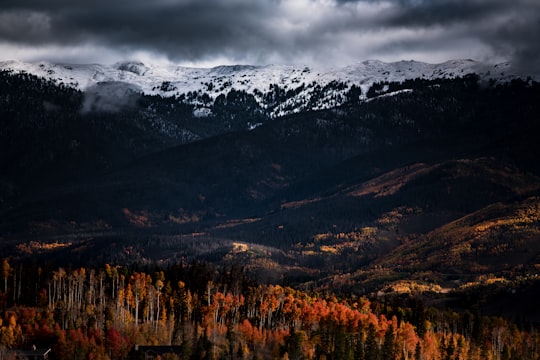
top-left (0, 259), bottom-right (538, 359)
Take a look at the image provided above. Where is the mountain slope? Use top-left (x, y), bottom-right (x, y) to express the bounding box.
top-left (0, 59), bottom-right (522, 118)
top-left (381, 195), bottom-right (540, 273)
top-left (2, 73), bottom-right (540, 275)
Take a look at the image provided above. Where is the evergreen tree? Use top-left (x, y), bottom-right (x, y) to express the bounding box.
top-left (414, 342), bottom-right (421, 360)
top-left (365, 323), bottom-right (379, 360)
top-left (382, 324), bottom-right (397, 360)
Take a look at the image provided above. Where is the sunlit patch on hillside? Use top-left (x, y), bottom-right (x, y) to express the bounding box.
top-left (168, 209), bottom-right (201, 224)
top-left (320, 245), bottom-right (338, 254)
top-left (380, 196), bottom-right (540, 274)
top-left (377, 206), bottom-right (420, 231)
top-left (121, 208), bottom-right (206, 227)
top-left (474, 199), bottom-right (540, 233)
top-left (16, 241), bottom-right (72, 255)
top-left (349, 163), bottom-right (438, 198)
top-left (214, 218), bottom-right (260, 229)
top-left (232, 242), bottom-right (248, 252)
top-left (300, 226), bottom-right (398, 260)
top-left (459, 274), bottom-right (507, 289)
top-left (280, 197), bottom-right (322, 210)
top-left (122, 208), bottom-right (152, 227)
top-left (381, 280), bottom-right (443, 295)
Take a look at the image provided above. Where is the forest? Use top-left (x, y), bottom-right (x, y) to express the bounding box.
top-left (0, 259), bottom-right (538, 360)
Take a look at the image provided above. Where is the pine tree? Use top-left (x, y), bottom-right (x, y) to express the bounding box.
top-left (365, 323), bottom-right (379, 360)
top-left (414, 342), bottom-right (421, 360)
top-left (382, 324), bottom-right (397, 360)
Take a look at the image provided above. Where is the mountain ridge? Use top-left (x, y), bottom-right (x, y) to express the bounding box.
top-left (0, 58), bottom-right (523, 118)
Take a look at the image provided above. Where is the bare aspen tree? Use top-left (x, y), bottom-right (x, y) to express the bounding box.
top-left (1, 259), bottom-right (10, 295)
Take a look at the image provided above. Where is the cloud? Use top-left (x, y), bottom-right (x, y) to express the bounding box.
top-left (0, 10), bottom-right (51, 42)
top-left (81, 82), bottom-right (141, 114)
top-left (0, 0), bottom-right (538, 72)
top-left (489, 3), bottom-right (540, 74)
top-left (382, 0), bottom-right (540, 73)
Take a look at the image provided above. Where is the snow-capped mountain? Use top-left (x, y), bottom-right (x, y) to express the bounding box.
top-left (0, 59), bottom-right (519, 117)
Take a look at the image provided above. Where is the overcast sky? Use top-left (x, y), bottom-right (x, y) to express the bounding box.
top-left (0, 0), bottom-right (538, 71)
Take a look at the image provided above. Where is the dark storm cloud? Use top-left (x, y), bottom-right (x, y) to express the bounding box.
top-left (0, 10), bottom-right (51, 43)
top-left (381, 0), bottom-right (540, 73)
top-left (490, 3), bottom-right (540, 74)
top-left (385, 1), bottom-right (506, 27)
top-left (6, 1), bottom-right (301, 64)
top-left (0, 0), bottom-right (380, 65)
top-left (0, 0), bottom-right (539, 72)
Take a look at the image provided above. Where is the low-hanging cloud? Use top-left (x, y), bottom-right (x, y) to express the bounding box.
top-left (81, 82), bottom-right (141, 114)
top-left (0, 0), bottom-right (538, 72)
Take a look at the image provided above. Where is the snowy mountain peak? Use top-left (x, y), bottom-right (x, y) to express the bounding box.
top-left (115, 61), bottom-right (149, 76)
top-left (0, 59), bottom-right (528, 117)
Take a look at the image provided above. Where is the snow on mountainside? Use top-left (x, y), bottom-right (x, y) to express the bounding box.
top-left (0, 59), bottom-right (519, 117)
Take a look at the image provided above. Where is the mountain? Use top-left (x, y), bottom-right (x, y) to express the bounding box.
top-left (0, 59), bottom-right (520, 118)
top-left (1, 60), bottom-right (540, 300)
